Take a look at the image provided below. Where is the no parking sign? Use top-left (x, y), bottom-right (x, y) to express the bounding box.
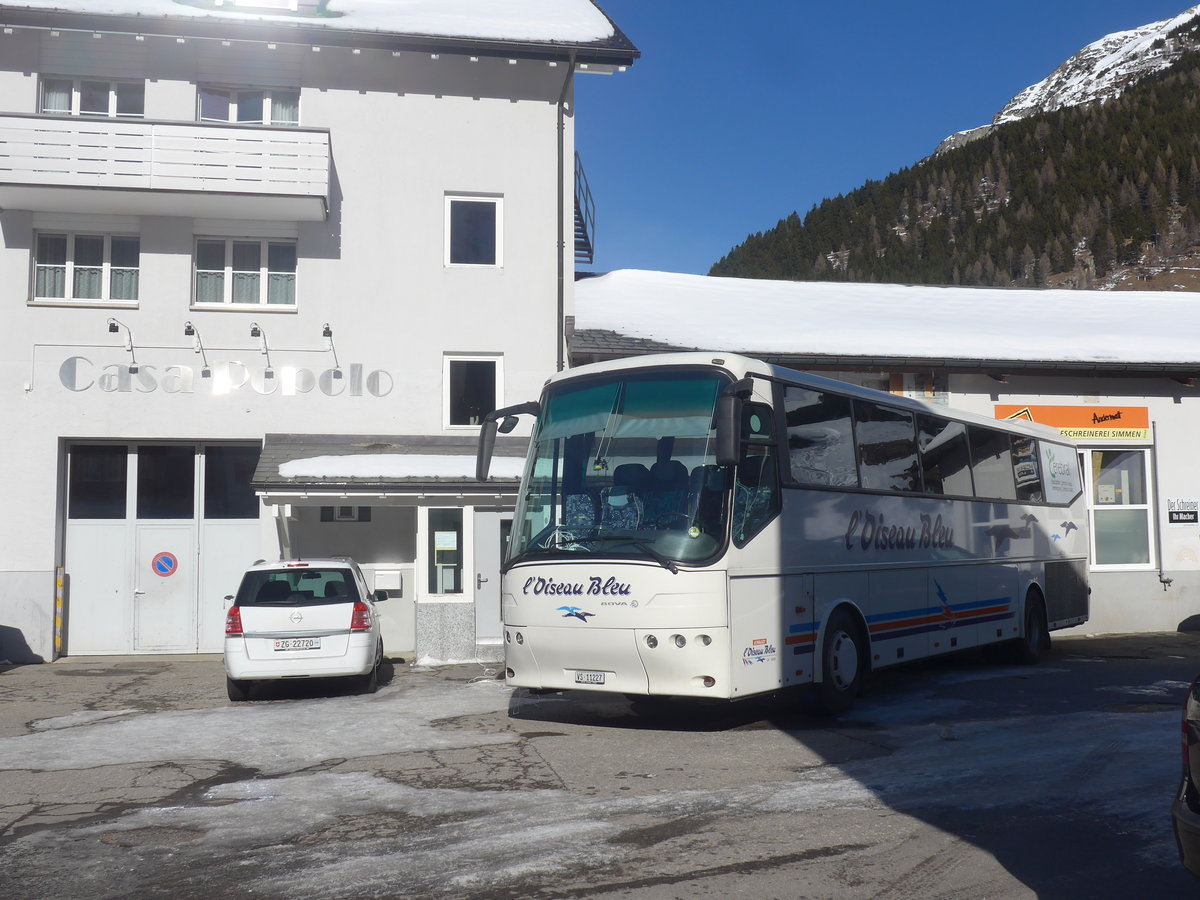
top-left (151, 552), bottom-right (179, 577)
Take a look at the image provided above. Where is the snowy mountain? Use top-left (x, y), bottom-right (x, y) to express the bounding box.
top-left (936, 4), bottom-right (1200, 154)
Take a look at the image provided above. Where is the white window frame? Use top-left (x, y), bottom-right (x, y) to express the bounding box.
top-left (39, 77), bottom-right (144, 118)
top-left (32, 231), bottom-right (140, 305)
top-left (214, 0), bottom-right (299, 10)
top-left (444, 195), bottom-right (503, 268)
top-left (1080, 446), bottom-right (1156, 571)
top-left (192, 237), bottom-right (297, 308)
top-left (197, 86), bottom-right (300, 126)
top-left (443, 355), bottom-right (503, 430)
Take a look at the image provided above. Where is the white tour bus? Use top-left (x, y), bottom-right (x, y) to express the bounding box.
top-left (476, 352), bottom-right (1088, 713)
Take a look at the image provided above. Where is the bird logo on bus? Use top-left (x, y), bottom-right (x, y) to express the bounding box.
top-left (558, 606), bottom-right (595, 622)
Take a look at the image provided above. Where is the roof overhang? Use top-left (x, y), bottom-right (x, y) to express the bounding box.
top-left (252, 433), bottom-right (528, 500)
top-left (0, 183), bottom-right (326, 221)
top-left (569, 329), bottom-right (1200, 382)
top-left (0, 7), bottom-right (640, 67)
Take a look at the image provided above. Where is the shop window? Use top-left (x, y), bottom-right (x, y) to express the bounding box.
top-left (68, 445), bottom-right (127, 519)
top-left (137, 446), bottom-right (194, 519)
top-left (34, 233), bottom-right (139, 303)
top-left (445, 195), bottom-right (502, 266)
top-left (428, 509), bottom-right (463, 594)
top-left (445, 356), bottom-right (500, 427)
top-left (204, 445), bottom-right (261, 519)
top-left (1087, 449), bottom-right (1153, 567)
top-left (40, 77), bottom-right (144, 118)
top-left (194, 238), bottom-right (296, 306)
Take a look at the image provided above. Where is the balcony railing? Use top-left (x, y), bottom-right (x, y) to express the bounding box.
top-left (574, 151), bottom-right (595, 265)
top-left (0, 114), bottom-right (330, 221)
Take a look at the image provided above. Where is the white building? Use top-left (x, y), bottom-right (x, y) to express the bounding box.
top-left (572, 269), bottom-right (1200, 636)
top-left (0, 0), bottom-right (636, 663)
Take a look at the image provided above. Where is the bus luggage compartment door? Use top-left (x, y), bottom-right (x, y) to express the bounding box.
top-left (505, 625), bottom-right (649, 694)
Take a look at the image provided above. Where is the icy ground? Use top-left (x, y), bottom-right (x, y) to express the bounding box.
top-left (0, 655), bottom-right (1190, 898)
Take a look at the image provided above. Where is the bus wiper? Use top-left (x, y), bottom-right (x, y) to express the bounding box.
top-left (631, 540), bottom-right (678, 574)
top-left (578, 535), bottom-right (681, 578)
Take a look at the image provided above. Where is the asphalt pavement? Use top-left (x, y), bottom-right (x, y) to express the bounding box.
top-left (1, 634), bottom-right (1199, 899)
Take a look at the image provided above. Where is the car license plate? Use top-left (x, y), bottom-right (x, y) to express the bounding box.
top-left (575, 670), bottom-right (605, 685)
top-left (274, 638), bottom-right (320, 651)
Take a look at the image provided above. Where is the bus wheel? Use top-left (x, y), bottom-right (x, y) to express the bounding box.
top-left (1014, 594), bottom-right (1050, 665)
top-left (816, 610), bottom-right (865, 716)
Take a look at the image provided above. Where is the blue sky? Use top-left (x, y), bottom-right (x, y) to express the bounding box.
top-left (575, 1), bottom-right (1193, 276)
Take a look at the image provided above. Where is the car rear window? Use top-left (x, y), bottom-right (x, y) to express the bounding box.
top-left (236, 568), bottom-right (360, 606)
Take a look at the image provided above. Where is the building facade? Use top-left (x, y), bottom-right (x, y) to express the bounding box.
top-left (0, 0), bottom-right (636, 663)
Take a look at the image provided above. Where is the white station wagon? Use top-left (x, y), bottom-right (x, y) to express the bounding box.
top-left (223, 558), bottom-right (387, 701)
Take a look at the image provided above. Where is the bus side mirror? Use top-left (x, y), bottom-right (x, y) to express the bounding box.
top-left (476, 400), bottom-right (541, 482)
top-left (477, 419), bottom-right (499, 482)
top-left (716, 378), bottom-right (753, 467)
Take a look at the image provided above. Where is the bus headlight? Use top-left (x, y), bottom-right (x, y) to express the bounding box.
top-left (645, 634), bottom-right (658, 649)
top-left (673, 634), bottom-right (687, 648)
top-left (698, 634), bottom-right (712, 646)
top-left (515, 632), bottom-right (524, 645)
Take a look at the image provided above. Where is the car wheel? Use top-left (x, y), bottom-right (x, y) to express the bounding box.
top-left (815, 608), bottom-right (865, 716)
top-left (226, 677), bottom-right (251, 702)
top-left (359, 641), bottom-right (382, 694)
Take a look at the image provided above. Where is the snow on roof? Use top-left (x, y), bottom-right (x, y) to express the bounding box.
top-left (0, 0), bottom-right (617, 44)
top-left (278, 453), bottom-right (524, 481)
top-left (573, 269), bottom-right (1200, 366)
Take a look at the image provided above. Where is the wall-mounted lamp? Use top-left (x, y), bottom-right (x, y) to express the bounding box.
top-left (250, 322), bottom-right (274, 379)
top-left (183, 321), bottom-right (212, 378)
top-left (322, 323), bottom-right (343, 380)
top-left (106, 317), bottom-right (139, 374)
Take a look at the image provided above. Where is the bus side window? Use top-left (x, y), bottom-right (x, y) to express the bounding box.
top-left (1011, 436), bottom-right (1043, 502)
top-left (854, 401), bottom-right (920, 492)
top-left (733, 403), bottom-right (781, 546)
top-left (917, 415), bottom-right (972, 496)
top-left (784, 387), bottom-right (858, 488)
top-left (967, 426), bottom-right (1017, 500)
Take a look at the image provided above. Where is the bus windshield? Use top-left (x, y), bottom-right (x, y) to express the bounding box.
top-left (508, 369), bottom-right (731, 567)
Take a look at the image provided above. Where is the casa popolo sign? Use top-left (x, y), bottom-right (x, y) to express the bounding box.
top-left (57, 356), bottom-right (394, 398)
top-left (995, 405), bottom-right (1150, 441)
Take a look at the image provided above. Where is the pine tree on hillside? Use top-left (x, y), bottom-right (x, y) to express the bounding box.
top-left (710, 52), bottom-right (1200, 288)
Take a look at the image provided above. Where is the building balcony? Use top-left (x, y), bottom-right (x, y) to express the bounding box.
top-left (0, 114), bottom-right (330, 221)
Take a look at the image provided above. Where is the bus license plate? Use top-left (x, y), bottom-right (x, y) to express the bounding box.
top-left (575, 670), bottom-right (605, 685)
top-left (274, 638), bottom-right (320, 651)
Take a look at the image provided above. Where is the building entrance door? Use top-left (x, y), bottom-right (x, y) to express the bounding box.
top-left (134, 525), bottom-right (195, 650)
top-left (473, 510), bottom-right (512, 644)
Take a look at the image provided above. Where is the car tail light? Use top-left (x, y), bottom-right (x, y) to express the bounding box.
top-left (225, 606), bottom-right (243, 636)
top-left (350, 601), bottom-right (372, 632)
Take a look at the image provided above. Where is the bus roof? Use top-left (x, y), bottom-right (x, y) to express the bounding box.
top-left (546, 351), bottom-right (1071, 444)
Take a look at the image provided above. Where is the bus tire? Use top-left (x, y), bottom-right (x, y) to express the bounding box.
top-left (1014, 592), bottom-right (1050, 665)
top-left (816, 609), bottom-right (865, 716)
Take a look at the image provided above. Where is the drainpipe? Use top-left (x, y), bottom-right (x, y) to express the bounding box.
top-left (1151, 421), bottom-right (1172, 590)
top-left (556, 51), bottom-right (576, 372)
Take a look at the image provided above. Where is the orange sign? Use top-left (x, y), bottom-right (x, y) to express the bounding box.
top-left (995, 405), bottom-right (1149, 440)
